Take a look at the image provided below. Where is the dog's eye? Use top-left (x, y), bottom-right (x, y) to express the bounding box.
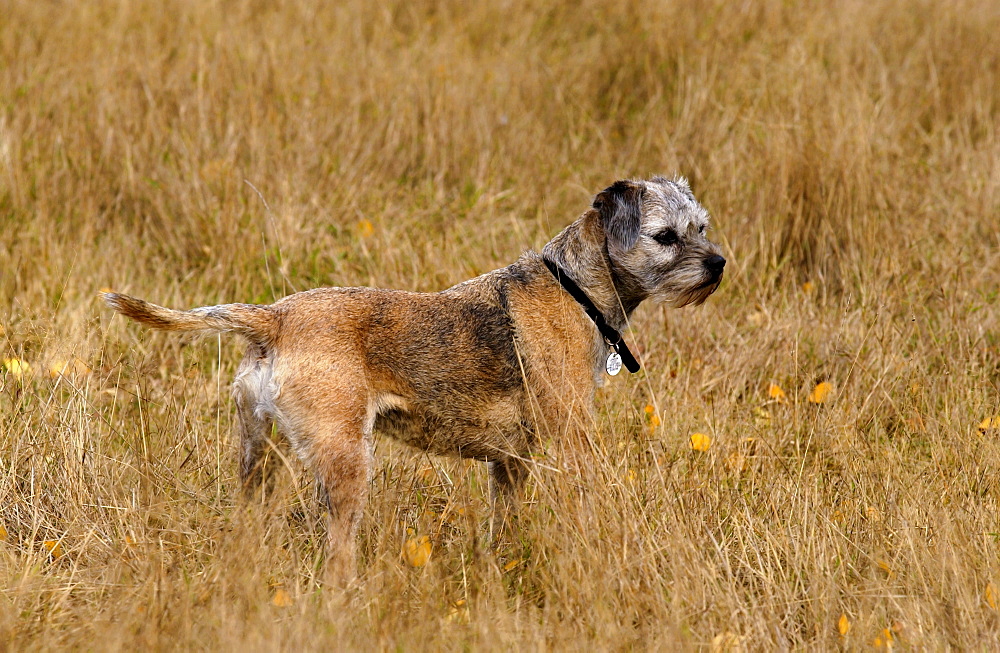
top-left (654, 229), bottom-right (679, 246)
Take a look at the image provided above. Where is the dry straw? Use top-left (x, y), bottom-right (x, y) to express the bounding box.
top-left (1, 0), bottom-right (999, 648)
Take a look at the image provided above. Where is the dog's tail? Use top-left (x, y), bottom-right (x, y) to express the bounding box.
top-left (102, 292), bottom-right (278, 345)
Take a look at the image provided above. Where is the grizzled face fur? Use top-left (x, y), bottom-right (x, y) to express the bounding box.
top-left (593, 176), bottom-right (725, 308)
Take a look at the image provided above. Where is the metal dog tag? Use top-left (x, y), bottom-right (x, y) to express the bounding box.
top-left (606, 349), bottom-right (622, 376)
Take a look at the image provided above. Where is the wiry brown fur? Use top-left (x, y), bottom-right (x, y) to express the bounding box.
top-left (103, 176), bottom-right (725, 581)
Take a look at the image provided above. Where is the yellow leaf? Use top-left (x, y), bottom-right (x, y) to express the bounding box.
top-left (986, 582), bottom-right (998, 610)
top-left (43, 539), bottom-right (63, 559)
top-left (643, 404), bottom-right (660, 428)
top-left (808, 381), bottom-right (832, 404)
top-left (48, 360), bottom-right (69, 378)
top-left (979, 417), bottom-right (1000, 433)
top-left (446, 599), bottom-right (470, 623)
top-left (3, 358), bottom-right (31, 380)
top-left (503, 558), bottom-right (521, 572)
top-left (710, 631), bottom-right (743, 652)
top-left (271, 588), bottom-right (293, 607)
top-left (626, 469), bottom-right (638, 482)
top-left (0, 524), bottom-right (7, 542)
top-left (877, 559), bottom-right (894, 578)
top-left (402, 535), bottom-right (432, 567)
top-left (752, 406), bottom-right (771, 425)
top-left (725, 452), bottom-right (746, 473)
top-left (802, 281), bottom-right (815, 294)
top-left (838, 613), bottom-right (850, 636)
top-left (48, 357), bottom-right (91, 378)
top-left (418, 467), bottom-right (437, 484)
top-left (690, 432), bottom-right (713, 452)
top-left (356, 219), bottom-right (375, 239)
top-left (767, 383), bottom-right (787, 403)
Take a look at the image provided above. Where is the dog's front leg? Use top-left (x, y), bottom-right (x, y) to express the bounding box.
top-left (487, 456), bottom-right (528, 542)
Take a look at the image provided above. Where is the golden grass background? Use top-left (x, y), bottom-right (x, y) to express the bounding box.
top-left (2, 0), bottom-right (999, 648)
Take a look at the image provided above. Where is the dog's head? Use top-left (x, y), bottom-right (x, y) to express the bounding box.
top-left (594, 176), bottom-right (725, 307)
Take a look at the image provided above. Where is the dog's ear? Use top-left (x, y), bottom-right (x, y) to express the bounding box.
top-left (593, 180), bottom-right (644, 250)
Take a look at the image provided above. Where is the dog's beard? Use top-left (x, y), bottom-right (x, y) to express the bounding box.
top-left (653, 269), bottom-right (723, 308)
top-left (677, 279), bottom-right (722, 306)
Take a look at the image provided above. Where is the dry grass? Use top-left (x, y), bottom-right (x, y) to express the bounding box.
top-left (2, 0), bottom-right (1000, 648)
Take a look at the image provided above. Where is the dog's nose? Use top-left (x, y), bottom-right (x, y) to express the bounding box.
top-left (704, 254), bottom-right (726, 275)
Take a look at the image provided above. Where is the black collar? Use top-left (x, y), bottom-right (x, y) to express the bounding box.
top-left (542, 257), bottom-right (640, 374)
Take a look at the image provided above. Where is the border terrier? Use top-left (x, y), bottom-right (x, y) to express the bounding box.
top-left (103, 176), bottom-right (725, 577)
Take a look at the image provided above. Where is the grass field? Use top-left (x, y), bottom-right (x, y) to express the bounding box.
top-left (2, 0), bottom-right (999, 648)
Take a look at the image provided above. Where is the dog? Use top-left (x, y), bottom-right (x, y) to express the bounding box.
top-left (103, 176), bottom-right (724, 578)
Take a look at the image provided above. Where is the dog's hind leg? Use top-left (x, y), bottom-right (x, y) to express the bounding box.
top-left (236, 400), bottom-right (273, 498)
top-left (233, 348), bottom-right (276, 498)
top-left (304, 412), bottom-right (373, 584)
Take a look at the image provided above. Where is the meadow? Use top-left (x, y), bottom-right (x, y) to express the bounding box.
top-left (2, 0), bottom-right (999, 648)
